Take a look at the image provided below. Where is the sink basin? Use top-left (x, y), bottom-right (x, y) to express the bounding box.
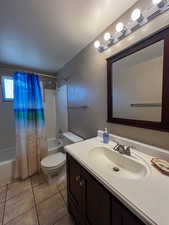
top-left (88, 146), bottom-right (149, 180)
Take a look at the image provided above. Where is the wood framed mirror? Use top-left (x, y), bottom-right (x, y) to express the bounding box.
top-left (107, 26), bottom-right (169, 131)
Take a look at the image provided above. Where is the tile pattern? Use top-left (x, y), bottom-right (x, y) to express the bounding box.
top-left (4, 190), bottom-right (34, 224)
top-left (5, 208), bottom-right (38, 225)
top-left (59, 188), bottom-right (67, 204)
top-left (33, 182), bottom-right (59, 204)
top-left (54, 215), bottom-right (74, 225)
top-left (31, 174), bottom-right (45, 188)
top-left (0, 186), bottom-right (7, 204)
top-left (0, 173), bottom-right (73, 225)
top-left (0, 203), bottom-right (4, 225)
top-left (6, 179), bottom-right (31, 201)
top-left (37, 193), bottom-right (67, 225)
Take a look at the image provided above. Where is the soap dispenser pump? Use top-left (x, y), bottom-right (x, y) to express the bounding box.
top-left (103, 128), bottom-right (109, 144)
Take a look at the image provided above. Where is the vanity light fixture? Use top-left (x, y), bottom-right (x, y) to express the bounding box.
top-left (104, 32), bottom-right (114, 47)
top-left (94, 0), bottom-right (169, 52)
top-left (128, 8), bottom-right (146, 31)
top-left (114, 22), bottom-right (127, 43)
top-left (115, 22), bottom-right (126, 33)
top-left (152, 0), bottom-right (166, 8)
top-left (104, 32), bottom-right (111, 41)
top-left (131, 8), bottom-right (143, 22)
top-left (146, 0), bottom-right (168, 20)
top-left (94, 40), bottom-right (101, 49)
top-left (94, 40), bottom-right (105, 52)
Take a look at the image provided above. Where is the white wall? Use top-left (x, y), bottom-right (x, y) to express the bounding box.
top-left (56, 84), bottom-right (68, 133)
top-left (44, 89), bottom-right (57, 139)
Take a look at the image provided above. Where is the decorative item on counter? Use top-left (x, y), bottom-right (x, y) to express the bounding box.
top-left (103, 128), bottom-right (109, 144)
top-left (151, 158), bottom-right (169, 175)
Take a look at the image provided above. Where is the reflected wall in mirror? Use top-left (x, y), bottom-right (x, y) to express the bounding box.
top-left (112, 40), bottom-right (163, 122)
top-left (107, 26), bottom-right (169, 131)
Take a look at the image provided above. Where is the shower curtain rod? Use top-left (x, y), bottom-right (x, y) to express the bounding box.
top-left (0, 67), bottom-right (57, 79)
top-left (15, 70), bottom-right (57, 79)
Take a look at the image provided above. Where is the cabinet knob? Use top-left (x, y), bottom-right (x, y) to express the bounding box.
top-left (80, 180), bottom-right (85, 187)
top-left (75, 176), bottom-right (80, 182)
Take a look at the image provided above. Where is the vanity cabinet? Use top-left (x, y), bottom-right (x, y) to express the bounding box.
top-left (82, 168), bottom-right (111, 225)
top-left (111, 196), bottom-right (145, 225)
top-left (67, 154), bottom-right (145, 225)
top-left (67, 154), bottom-right (84, 225)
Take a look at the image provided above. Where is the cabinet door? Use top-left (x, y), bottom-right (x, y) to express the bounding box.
top-left (111, 197), bottom-right (123, 225)
top-left (112, 197), bottom-right (145, 225)
top-left (123, 210), bottom-right (145, 225)
top-left (83, 170), bottom-right (111, 225)
top-left (67, 155), bottom-right (82, 209)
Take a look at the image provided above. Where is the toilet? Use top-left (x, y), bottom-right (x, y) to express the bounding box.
top-left (41, 132), bottom-right (83, 183)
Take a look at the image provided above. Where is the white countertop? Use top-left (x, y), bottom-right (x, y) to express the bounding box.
top-left (65, 135), bottom-right (169, 225)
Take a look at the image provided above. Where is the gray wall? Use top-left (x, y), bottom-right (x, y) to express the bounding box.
top-left (0, 68), bottom-right (16, 151)
top-left (57, 0), bottom-right (169, 150)
top-left (0, 84), bottom-right (15, 150)
top-left (56, 85), bottom-right (68, 133)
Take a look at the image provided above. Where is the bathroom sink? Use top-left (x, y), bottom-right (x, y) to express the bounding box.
top-left (88, 146), bottom-right (149, 179)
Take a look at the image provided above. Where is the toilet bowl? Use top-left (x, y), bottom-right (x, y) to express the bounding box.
top-left (41, 152), bottom-right (66, 177)
top-left (41, 132), bottom-right (83, 183)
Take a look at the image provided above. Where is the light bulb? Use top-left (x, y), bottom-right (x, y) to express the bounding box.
top-left (152, 0), bottom-right (162, 4)
top-left (104, 32), bottom-right (111, 41)
top-left (131, 8), bottom-right (142, 21)
top-left (152, 0), bottom-right (166, 7)
top-left (116, 22), bottom-right (125, 33)
top-left (94, 40), bottom-right (101, 49)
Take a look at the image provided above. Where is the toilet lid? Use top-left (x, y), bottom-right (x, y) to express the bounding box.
top-left (41, 152), bottom-right (66, 168)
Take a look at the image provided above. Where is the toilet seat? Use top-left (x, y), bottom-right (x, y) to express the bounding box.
top-left (41, 152), bottom-right (66, 169)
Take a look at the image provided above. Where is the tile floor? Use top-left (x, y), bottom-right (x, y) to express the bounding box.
top-left (0, 173), bottom-right (74, 225)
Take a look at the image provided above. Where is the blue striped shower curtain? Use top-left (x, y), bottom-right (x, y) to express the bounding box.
top-left (14, 72), bottom-right (47, 179)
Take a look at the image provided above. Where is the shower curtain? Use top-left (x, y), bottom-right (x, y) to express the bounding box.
top-left (14, 72), bottom-right (48, 179)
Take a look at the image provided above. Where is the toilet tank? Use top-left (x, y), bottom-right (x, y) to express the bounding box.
top-left (62, 132), bottom-right (84, 146)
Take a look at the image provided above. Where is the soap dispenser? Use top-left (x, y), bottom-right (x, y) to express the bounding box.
top-left (103, 128), bottom-right (109, 144)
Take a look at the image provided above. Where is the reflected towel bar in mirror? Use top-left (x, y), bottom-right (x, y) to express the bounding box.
top-left (68, 106), bottom-right (88, 109)
top-left (130, 103), bottom-right (162, 107)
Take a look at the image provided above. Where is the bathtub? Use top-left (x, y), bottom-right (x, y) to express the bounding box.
top-left (0, 138), bottom-right (63, 185)
top-left (0, 132), bottom-right (83, 185)
top-left (48, 138), bottom-right (63, 153)
top-left (0, 146), bottom-right (16, 163)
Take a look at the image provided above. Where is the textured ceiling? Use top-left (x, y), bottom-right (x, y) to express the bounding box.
top-left (0, 0), bottom-right (138, 73)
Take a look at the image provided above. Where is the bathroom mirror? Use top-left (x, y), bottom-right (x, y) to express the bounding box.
top-left (113, 40), bottom-right (163, 122)
top-left (107, 26), bottom-right (169, 131)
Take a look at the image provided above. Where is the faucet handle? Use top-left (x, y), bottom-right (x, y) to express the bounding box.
top-left (125, 146), bottom-right (131, 156)
top-left (118, 145), bottom-right (126, 154)
top-left (113, 144), bottom-right (119, 151)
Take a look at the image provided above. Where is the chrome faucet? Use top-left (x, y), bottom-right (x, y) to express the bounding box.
top-left (113, 144), bottom-right (131, 156)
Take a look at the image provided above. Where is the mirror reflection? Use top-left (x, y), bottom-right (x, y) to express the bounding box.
top-left (112, 40), bottom-right (164, 122)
